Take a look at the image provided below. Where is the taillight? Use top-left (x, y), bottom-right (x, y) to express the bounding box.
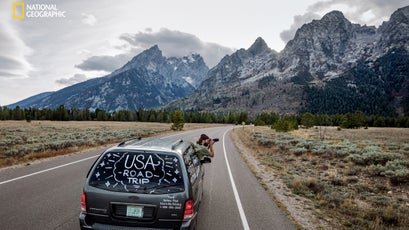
top-left (183, 199), bottom-right (194, 220)
top-left (81, 193), bottom-right (87, 213)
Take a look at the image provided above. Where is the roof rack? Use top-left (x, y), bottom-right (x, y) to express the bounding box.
top-left (171, 139), bottom-right (183, 150)
top-left (118, 137), bottom-right (142, 147)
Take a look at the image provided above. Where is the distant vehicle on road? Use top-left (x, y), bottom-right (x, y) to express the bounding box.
top-left (79, 137), bottom-right (210, 230)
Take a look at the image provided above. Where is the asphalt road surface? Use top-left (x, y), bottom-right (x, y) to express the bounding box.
top-left (0, 126), bottom-right (296, 230)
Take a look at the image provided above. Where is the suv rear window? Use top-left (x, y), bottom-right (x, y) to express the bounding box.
top-left (89, 151), bottom-right (184, 194)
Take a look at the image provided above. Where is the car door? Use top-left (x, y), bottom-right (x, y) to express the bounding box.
top-left (184, 146), bottom-right (203, 211)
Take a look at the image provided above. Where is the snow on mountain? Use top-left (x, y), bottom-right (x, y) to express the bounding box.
top-left (10, 6), bottom-right (409, 115)
top-left (166, 6), bottom-right (409, 115)
top-left (11, 45), bottom-right (209, 111)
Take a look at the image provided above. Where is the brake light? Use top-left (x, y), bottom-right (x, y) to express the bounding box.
top-left (81, 193), bottom-right (87, 213)
top-left (183, 199), bottom-right (194, 220)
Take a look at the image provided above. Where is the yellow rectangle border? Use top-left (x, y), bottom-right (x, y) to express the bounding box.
top-left (12, 2), bottom-right (25, 19)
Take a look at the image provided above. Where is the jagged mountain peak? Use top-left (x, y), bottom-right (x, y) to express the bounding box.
top-left (381, 5), bottom-right (409, 28)
top-left (179, 53), bottom-right (204, 65)
top-left (288, 10), bottom-right (352, 46)
top-left (308, 10), bottom-right (352, 32)
top-left (248, 37), bottom-right (271, 55)
top-left (168, 6), bottom-right (409, 115)
top-left (131, 44), bottom-right (163, 63)
top-left (392, 5), bottom-right (409, 21)
top-left (11, 6), bottom-right (409, 116)
top-left (379, 5), bottom-right (409, 49)
top-left (117, 45), bottom-right (173, 77)
top-left (279, 8), bottom-right (371, 77)
top-left (321, 10), bottom-right (347, 22)
top-left (12, 45), bottom-right (209, 111)
top-left (112, 44), bottom-right (165, 75)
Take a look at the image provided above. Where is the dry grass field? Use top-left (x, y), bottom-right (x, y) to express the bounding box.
top-left (0, 121), bottom-right (216, 168)
top-left (2, 120), bottom-right (408, 228)
top-left (232, 126), bottom-right (409, 229)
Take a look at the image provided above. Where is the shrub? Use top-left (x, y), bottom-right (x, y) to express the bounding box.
top-left (335, 149), bottom-right (351, 158)
top-left (311, 142), bottom-right (331, 155)
top-left (5, 149), bottom-right (19, 157)
top-left (288, 177), bottom-right (326, 197)
top-left (330, 177), bottom-right (345, 186)
top-left (349, 147), bottom-right (406, 166)
top-left (380, 207), bottom-right (400, 226)
top-left (272, 117), bottom-right (298, 132)
top-left (322, 191), bottom-right (344, 208)
top-left (257, 139), bottom-right (276, 147)
top-left (333, 140), bottom-right (358, 157)
top-left (346, 165), bottom-right (361, 176)
top-left (367, 195), bottom-right (389, 206)
top-left (383, 160), bottom-right (409, 185)
top-left (296, 139), bottom-right (312, 150)
top-left (366, 159), bottom-right (409, 184)
top-left (387, 143), bottom-right (400, 151)
top-left (291, 147), bottom-right (307, 156)
top-left (367, 164), bottom-right (386, 176)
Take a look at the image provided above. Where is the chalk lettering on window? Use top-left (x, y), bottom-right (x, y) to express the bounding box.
top-left (90, 151), bottom-right (184, 194)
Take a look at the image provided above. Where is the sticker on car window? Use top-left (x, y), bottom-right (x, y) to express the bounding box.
top-left (90, 152), bottom-right (184, 193)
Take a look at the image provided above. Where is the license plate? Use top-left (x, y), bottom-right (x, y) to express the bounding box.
top-left (126, 205), bottom-right (143, 217)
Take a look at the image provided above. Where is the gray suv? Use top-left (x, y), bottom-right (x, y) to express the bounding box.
top-left (79, 137), bottom-right (210, 229)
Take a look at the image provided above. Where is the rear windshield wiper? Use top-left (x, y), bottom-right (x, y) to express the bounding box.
top-left (144, 184), bottom-right (183, 194)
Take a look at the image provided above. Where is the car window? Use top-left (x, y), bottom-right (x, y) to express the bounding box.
top-left (89, 151), bottom-right (184, 194)
top-left (183, 145), bottom-right (200, 184)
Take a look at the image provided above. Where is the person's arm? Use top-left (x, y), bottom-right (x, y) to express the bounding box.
top-left (208, 139), bottom-right (215, 157)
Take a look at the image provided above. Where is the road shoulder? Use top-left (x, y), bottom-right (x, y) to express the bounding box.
top-left (230, 128), bottom-right (331, 229)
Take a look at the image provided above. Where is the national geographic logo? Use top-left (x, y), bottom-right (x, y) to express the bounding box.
top-left (12, 2), bottom-right (25, 19)
top-left (12, 1), bottom-right (66, 19)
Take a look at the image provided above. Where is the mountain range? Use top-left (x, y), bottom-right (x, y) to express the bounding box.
top-left (167, 6), bottom-right (409, 116)
top-left (9, 6), bottom-right (409, 116)
top-left (9, 45), bottom-right (208, 112)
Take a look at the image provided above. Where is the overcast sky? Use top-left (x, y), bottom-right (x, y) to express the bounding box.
top-left (0, 0), bottom-right (408, 106)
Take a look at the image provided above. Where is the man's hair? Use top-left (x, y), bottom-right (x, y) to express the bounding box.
top-left (197, 134), bottom-right (209, 144)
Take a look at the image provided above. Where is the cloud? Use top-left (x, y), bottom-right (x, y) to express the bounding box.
top-left (75, 53), bottom-right (135, 72)
top-left (120, 28), bottom-right (234, 67)
top-left (280, 12), bottom-right (320, 44)
top-left (0, 17), bottom-right (33, 78)
top-left (76, 28), bottom-right (234, 72)
top-left (0, 56), bottom-right (31, 77)
top-left (81, 13), bottom-right (97, 26)
top-left (0, 70), bottom-right (24, 78)
top-left (55, 74), bottom-right (88, 85)
top-left (280, 0), bottom-right (409, 43)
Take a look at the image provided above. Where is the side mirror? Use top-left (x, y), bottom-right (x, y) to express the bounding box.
top-left (200, 157), bottom-right (212, 164)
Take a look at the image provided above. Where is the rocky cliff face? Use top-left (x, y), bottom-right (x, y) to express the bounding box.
top-left (167, 6), bottom-right (409, 115)
top-left (166, 37), bottom-right (304, 114)
top-left (11, 45), bottom-right (209, 111)
top-left (378, 6), bottom-right (409, 50)
top-left (279, 11), bottom-right (379, 80)
top-left (11, 6), bottom-right (409, 115)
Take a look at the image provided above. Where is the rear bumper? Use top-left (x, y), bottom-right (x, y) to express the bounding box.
top-left (79, 213), bottom-right (93, 230)
top-left (79, 213), bottom-right (195, 230)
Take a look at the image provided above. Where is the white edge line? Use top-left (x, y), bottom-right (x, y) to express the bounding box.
top-left (0, 155), bottom-right (99, 186)
top-left (223, 128), bottom-right (250, 230)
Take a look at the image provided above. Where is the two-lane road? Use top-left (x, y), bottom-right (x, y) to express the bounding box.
top-left (0, 126), bottom-right (296, 229)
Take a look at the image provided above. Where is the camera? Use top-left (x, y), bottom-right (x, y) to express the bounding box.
top-left (204, 138), bottom-right (219, 147)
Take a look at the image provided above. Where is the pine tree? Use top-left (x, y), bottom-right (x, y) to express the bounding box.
top-left (171, 110), bottom-right (185, 131)
top-left (301, 112), bottom-right (315, 128)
